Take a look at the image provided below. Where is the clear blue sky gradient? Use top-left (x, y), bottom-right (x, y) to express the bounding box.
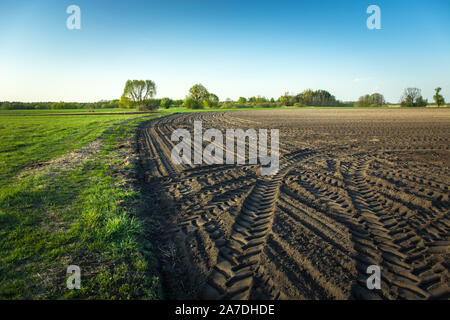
top-left (1, 0), bottom-right (449, 102)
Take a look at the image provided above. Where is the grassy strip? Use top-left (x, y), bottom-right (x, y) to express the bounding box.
top-left (2, 105), bottom-right (447, 117)
top-left (0, 108), bottom-right (135, 114)
top-left (0, 114), bottom-right (166, 299)
top-left (0, 114), bottom-right (153, 186)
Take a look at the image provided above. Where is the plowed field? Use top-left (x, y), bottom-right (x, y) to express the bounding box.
top-left (137, 109), bottom-right (449, 300)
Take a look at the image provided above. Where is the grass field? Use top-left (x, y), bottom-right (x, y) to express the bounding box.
top-left (0, 112), bottom-right (167, 299)
top-left (0, 108), bottom-right (137, 115)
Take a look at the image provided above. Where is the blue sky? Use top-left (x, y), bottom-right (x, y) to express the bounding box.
top-left (0, 0), bottom-right (449, 102)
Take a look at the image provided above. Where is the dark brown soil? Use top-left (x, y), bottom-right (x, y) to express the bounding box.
top-left (136, 109), bottom-right (450, 300)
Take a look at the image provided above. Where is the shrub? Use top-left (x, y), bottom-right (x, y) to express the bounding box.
top-left (137, 99), bottom-right (160, 111)
top-left (172, 99), bottom-right (184, 107)
top-left (184, 96), bottom-right (201, 109)
top-left (160, 98), bottom-right (173, 109)
top-left (220, 100), bottom-right (234, 108)
top-left (254, 102), bottom-right (278, 108)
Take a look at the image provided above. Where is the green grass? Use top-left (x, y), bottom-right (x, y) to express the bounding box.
top-left (0, 114), bottom-right (147, 184)
top-left (0, 112), bottom-right (167, 299)
top-left (2, 104), bottom-right (445, 117)
top-left (0, 108), bottom-right (140, 115)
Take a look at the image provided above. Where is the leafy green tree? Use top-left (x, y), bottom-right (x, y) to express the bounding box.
top-left (160, 97), bottom-right (173, 109)
top-left (186, 84), bottom-right (219, 109)
top-left (295, 89), bottom-right (338, 106)
top-left (184, 96), bottom-right (201, 109)
top-left (401, 88), bottom-right (427, 107)
top-left (220, 98), bottom-right (234, 108)
top-left (279, 92), bottom-right (293, 106)
top-left (433, 87), bottom-right (445, 106)
top-left (296, 89), bottom-right (313, 105)
top-left (370, 93), bottom-right (385, 106)
top-left (120, 80), bottom-right (156, 108)
top-left (119, 95), bottom-right (130, 108)
top-left (256, 96), bottom-right (268, 103)
top-left (312, 90), bottom-right (335, 106)
top-left (188, 84), bottom-right (209, 101)
top-left (203, 93), bottom-right (219, 108)
top-left (415, 96), bottom-right (428, 107)
top-left (356, 94), bottom-right (371, 107)
top-left (173, 99), bottom-right (184, 107)
top-left (356, 93), bottom-right (385, 107)
top-left (237, 97), bottom-right (247, 104)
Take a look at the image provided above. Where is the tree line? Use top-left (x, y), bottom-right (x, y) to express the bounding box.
top-left (355, 88), bottom-right (445, 107)
top-left (0, 100), bottom-right (121, 110)
top-left (117, 81), bottom-right (350, 110)
top-left (1, 80), bottom-right (446, 110)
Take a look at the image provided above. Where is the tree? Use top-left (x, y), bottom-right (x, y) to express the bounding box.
top-left (433, 87), bottom-right (445, 107)
top-left (370, 93), bottom-right (385, 106)
top-left (173, 99), bottom-right (184, 107)
top-left (139, 99), bottom-right (160, 111)
top-left (237, 97), bottom-right (247, 104)
top-left (356, 93), bottom-right (385, 107)
top-left (120, 80), bottom-right (156, 108)
top-left (356, 94), bottom-right (371, 107)
top-left (415, 96), bottom-right (428, 107)
top-left (186, 84), bottom-right (219, 109)
top-left (160, 97), bottom-right (173, 109)
top-left (118, 95), bottom-right (129, 108)
top-left (312, 90), bottom-right (337, 106)
top-left (188, 84), bottom-right (209, 101)
top-left (295, 89), bottom-right (339, 106)
top-left (203, 93), bottom-right (219, 108)
top-left (295, 89), bottom-right (313, 105)
top-left (279, 92), bottom-right (293, 106)
top-left (184, 96), bottom-right (201, 109)
top-left (401, 88), bottom-right (427, 107)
